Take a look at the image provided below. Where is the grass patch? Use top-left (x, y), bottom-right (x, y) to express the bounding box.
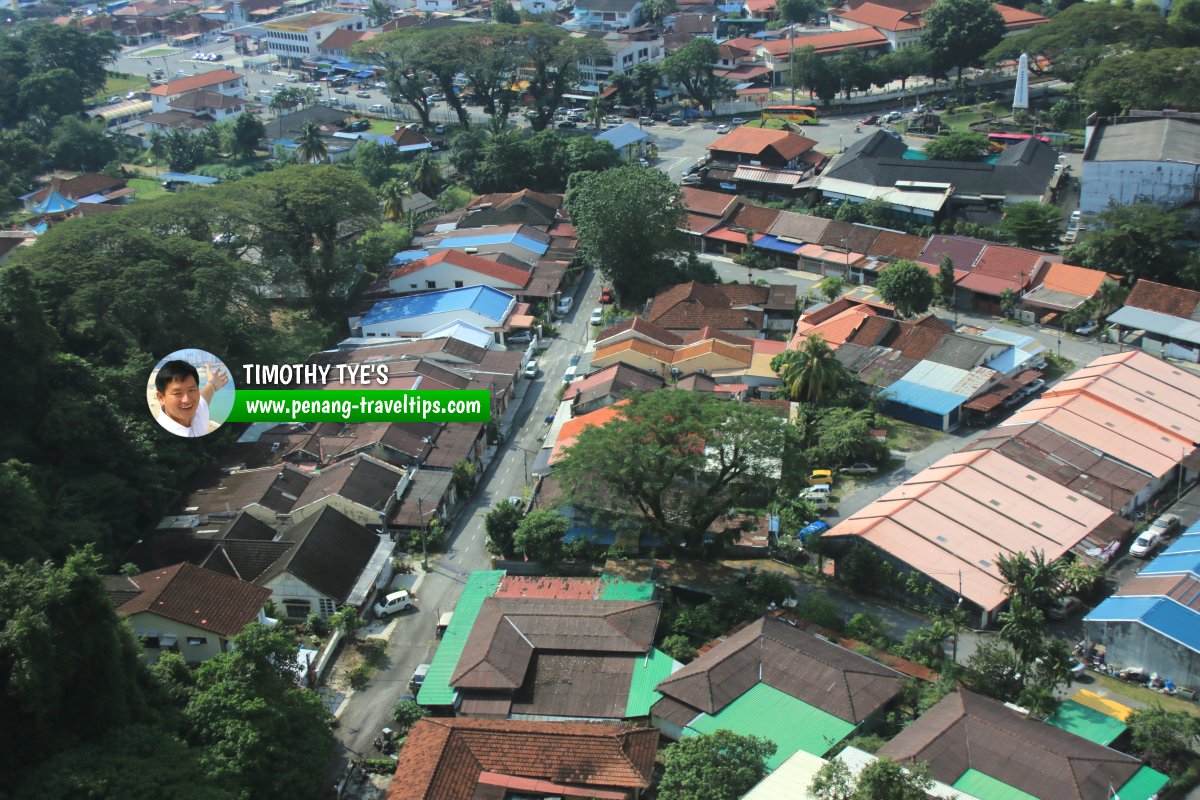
top-left (1043, 353), bottom-right (1075, 381)
top-left (141, 48), bottom-right (176, 57)
top-left (90, 75), bottom-right (150, 104)
top-left (939, 110), bottom-right (988, 133)
top-left (128, 177), bottom-right (168, 202)
top-left (366, 118), bottom-right (399, 135)
top-left (882, 417), bottom-right (946, 453)
top-left (1088, 672), bottom-right (1200, 719)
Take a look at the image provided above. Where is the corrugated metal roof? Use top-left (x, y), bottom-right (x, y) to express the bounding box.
top-left (1108, 305), bottom-right (1200, 345)
top-left (836, 747), bottom-right (982, 800)
top-left (595, 123), bottom-right (650, 150)
top-left (1141, 551), bottom-right (1200, 577)
top-left (733, 165), bottom-right (804, 186)
top-left (816, 177), bottom-right (951, 213)
top-left (742, 750), bottom-right (826, 798)
top-left (624, 647), bottom-right (680, 717)
top-left (683, 682), bottom-right (856, 769)
top-left (952, 769), bottom-right (1039, 800)
top-left (900, 360), bottom-right (992, 398)
top-left (361, 285), bottom-right (515, 327)
top-left (431, 231), bottom-right (549, 255)
top-left (600, 576), bottom-right (657, 601)
top-left (1045, 699), bottom-right (1126, 745)
top-left (1116, 766), bottom-right (1170, 800)
top-left (978, 328), bottom-right (1038, 349)
top-left (882, 379), bottom-right (965, 415)
top-left (1084, 595), bottom-right (1200, 653)
top-left (389, 249), bottom-right (429, 265)
top-left (417, 570), bottom-right (504, 706)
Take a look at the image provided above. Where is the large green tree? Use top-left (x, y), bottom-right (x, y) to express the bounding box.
top-left (0, 24), bottom-right (119, 124)
top-left (658, 730), bottom-right (776, 800)
top-left (565, 166), bottom-right (686, 303)
top-left (662, 37), bottom-right (734, 111)
top-left (999, 202), bottom-right (1060, 250)
top-left (920, 0), bottom-right (1005, 80)
top-left (227, 112), bottom-right (266, 160)
top-left (484, 499), bottom-right (524, 557)
top-left (512, 508), bottom-right (570, 563)
top-left (48, 116), bottom-right (117, 171)
top-left (1170, 0), bottom-right (1200, 46)
top-left (791, 45), bottom-right (840, 103)
top-left (1081, 47), bottom-right (1200, 115)
top-left (521, 25), bottom-right (606, 131)
top-left (810, 757), bottom-right (934, 800)
top-left (771, 335), bottom-right (853, 405)
top-left (922, 131), bottom-right (991, 162)
top-left (556, 390), bottom-right (788, 549)
top-left (356, 32), bottom-right (437, 128)
top-left (1063, 203), bottom-right (1186, 282)
top-left (1126, 704), bottom-right (1200, 775)
top-left (876, 259), bottom-right (936, 317)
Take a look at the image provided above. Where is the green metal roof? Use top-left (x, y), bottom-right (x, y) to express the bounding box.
top-left (625, 647), bottom-right (680, 717)
top-left (1115, 766), bottom-right (1170, 800)
top-left (951, 769), bottom-right (1040, 800)
top-left (599, 575), bottom-right (656, 601)
top-left (416, 569), bottom-right (504, 706)
top-left (683, 682), bottom-right (856, 770)
top-left (1046, 700), bottom-right (1128, 746)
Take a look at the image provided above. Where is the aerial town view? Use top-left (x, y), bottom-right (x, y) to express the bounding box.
top-left (3, 0), bottom-right (1200, 796)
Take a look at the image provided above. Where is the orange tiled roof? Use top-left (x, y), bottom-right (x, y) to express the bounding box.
top-left (758, 27), bottom-right (888, 57)
top-left (550, 401), bottom-right (628, 464)
top-left (681, 186), bottom-right (738, 217)
top-left (149, 68), bottom-right (241, 96)
top-left (1036, 262), bottom-right (1109, 299)
top-left (597, 317), bottom-right (684, 347)
top-left (707, 127), bottom-right (816, 162)
top-left (390, 249), bottom-right (530, 287)
top-left (835, 2), bottom-right (921, 30)
top-left (790, 305), bottom-right (878, 348)
top-left (1125, 279), bottom-right (1200, 318)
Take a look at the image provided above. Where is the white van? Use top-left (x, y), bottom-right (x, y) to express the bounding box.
top-left (373, 589), bottom-right (414, 619)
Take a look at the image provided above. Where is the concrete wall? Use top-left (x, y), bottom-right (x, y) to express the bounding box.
top-left (1080, 159), bottom-right (1200, 216)
top-left (1085, 618), bottom-right (1200, 688)
top-left (129, 612), bottom-right (231, 664)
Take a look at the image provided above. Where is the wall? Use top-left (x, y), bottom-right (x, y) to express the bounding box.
top-left (266, 572), bottom-right (338, 618)
top-left (129, 612), bottom-right (231, 664)
top-left (388, 263), bottom-right (521, 295)
top-left (1085, 618), bottom-right (1200, 688)
top-left (1080, 159), bottom-right (1200, 216)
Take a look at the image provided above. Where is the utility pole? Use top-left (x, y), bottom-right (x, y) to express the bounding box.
top-left (416, 496), bottom-right (428, 570)
top-left (789, 24), bottom-right (796, 104)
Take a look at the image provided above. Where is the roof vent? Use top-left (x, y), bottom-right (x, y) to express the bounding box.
top-left (1032, 521), bottom-right (1043, 529)
top-left (464, 247), bottom-right (478, 254)
top-left (989, 499), bottom-right (1001, 507)
top-left (936, 535), bottom-right (948, 543)
top-left (978, 559), bottom-right (992, 568)
top-left (1067, 495), bottom-right (1078, 502)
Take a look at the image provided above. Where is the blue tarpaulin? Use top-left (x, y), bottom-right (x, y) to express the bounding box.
top-left (754, 234), bottom-right (804, 254)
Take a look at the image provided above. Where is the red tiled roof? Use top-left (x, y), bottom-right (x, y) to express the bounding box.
top-left (994, 2), bottom-right (1048, 28)
top-left (684, 212), bottom-right (720, 234)
top-left (680, 325), bottom-right (755, 347)
top-left (390, 249), bottom-right (530, 286)
top-left (495, 575), bottom-right (603, 600)
top-left (1126, 278), bottom-right (1200, 318)
top-left (681, 186), bottom-right (737, 217)
top-left (1035, 262), bottom-right (1109, 299)
top-left (728, 202), bottom-right (783, 233)
top-left (881, 316), bottom-right (952, 360)
top-left (387, 718), bottom-right (658, 800)
top-left (835, 2), bottom-right (921, 30)
top-left (149, 68), bottom-right (241, 96)
top-left (866, 229), bottom-right (928, 261)
top-left (758, 27), bottom-right (888, 57)
top-left (116, 562), bottom-right (270, 637)
top-left (707, 127), bottom-right (816, 162)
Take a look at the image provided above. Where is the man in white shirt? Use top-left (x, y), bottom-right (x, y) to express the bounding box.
top-left (154, 359), bottom-right (229, 437)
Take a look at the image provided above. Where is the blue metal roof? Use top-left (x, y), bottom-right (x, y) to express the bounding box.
top-left (33, 189), bottom-right (78, 215)
top-left (389, 249), bottom-right (429, 265)
top-left (434, 232), bottom-right (548, 256)
top-left (755, 234), bottom-right (804, 254)
top-left (1085, 595), bottom-right (1200, 653)
top-left (159, 172), bottom-right (220, 184)
top-left (985, 347), bottom-right (1032, 374)
top-left (1160, 530), bottom-right (1200, 556)
top-left (595, 123), bottom-right (649, 150)
top-left (979, 327), bottom-right (1037, 349)
top-left (880, 379), bottom-right (964, 415)
top-left (360, 285), bottom-right (514, 327)
top-left (1140, 551), bottom-right (1200, 578)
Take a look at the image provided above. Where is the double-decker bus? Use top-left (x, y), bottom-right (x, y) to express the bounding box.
top-left (761, 105), bottom-right (820, 124)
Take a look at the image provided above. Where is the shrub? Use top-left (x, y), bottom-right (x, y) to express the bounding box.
top-left (391, 699), bottom-right (430, 735)
top-left (661, 633), bottom-right (698, 663)
top-left (348, 664), bottom-right (371, 689)
top-left (793, 594), bottom-right (843, 632)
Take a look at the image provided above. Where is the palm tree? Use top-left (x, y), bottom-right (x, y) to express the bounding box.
top-left (588, 94), bottom-right (605, 130)
top-left (817, 276), bottom-right (845, 303)
top-left (380, 178), bottom-right (410, 221)
top-left (410, 152), bottom-right (442, 198)
top-left (997, 595), bottom-right (1046, 673)
top-left (270, 87), bottom-right (302, 138)
top-left (296, 120), bottom-right (328, 163)
top-left (997, 550), bottom-right (1064, 610)
top-left (999, 287), bottom-right (1019, 318)
top-left (147, 129), bottom-right (166, 165)
top-left (365, 0), bottom-right (392, 25)
top-left (772, 334), bottom-right (851, 405)
top-left (1097, 280), bottom-right (1129, 317)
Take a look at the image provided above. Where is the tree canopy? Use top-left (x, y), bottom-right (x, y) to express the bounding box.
top-left (512, 508), bottom-right (570, 563)
top-left (876, 259), bottom-right (936, 317)
top-left (566, 166), bottom-right (694, 303)
top-left (922, 131), bottom-right (991, 162)
top-left (1064, 202), bottom-right (1186, 282)
top-left (771, 335), bottom-right (854, 405)
top-left (662, 37), bottom-right (734, 110)
top-left (999, 202), bottom-right (1060, 250)
top-left (920, 0), bottom-right (1005, 79)
top-left (556, 390), bottom-right (787, 550)
top-left (810, 757), bottom-right (934, 800)
top-left (658, 729), bottom-right (776, 800)
top-left (1080, 47), bottom-right (1200, 115)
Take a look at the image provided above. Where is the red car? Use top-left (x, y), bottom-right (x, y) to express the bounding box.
top-left (860, 114), bottom-right (879, 125)
top-left (599, 287), bottom-right (614, 304)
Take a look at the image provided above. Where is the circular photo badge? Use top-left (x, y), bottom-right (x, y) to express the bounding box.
top-left (147, 349), bottom-right (235, 438)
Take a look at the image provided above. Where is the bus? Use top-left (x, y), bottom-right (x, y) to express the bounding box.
top-left (986, 132), bottom-right (1052, 148)
top-left (761, 105), bottom-right (820, 125)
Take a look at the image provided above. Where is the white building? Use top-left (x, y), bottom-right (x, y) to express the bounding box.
top-left (578, 28), bottom-right (664, 84)
top-left (1081, 113), bottom-right (1200, 215)
top-left (569, 0), bottom-right (645, 30)
top-left (518, 0), bottom-right (569, 12)
top-left (263, 11), bottom-right (367, 67)
top-left (148, 68), bottom-right (246, 114)
top-left (354, 284), bottom-right (517, 339)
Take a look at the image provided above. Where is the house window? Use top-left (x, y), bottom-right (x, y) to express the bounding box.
top-left (187, 636), bottom-right (208, 646)
top-left (319, 598), bottom-right (337, 616)
top-left (284, 599), bottom-right (311, 619)
top-left (454, 280), bottom-right (464, 288)
top-left (140, 635), bottom-right (161, 649)
top-left (410, 283), bottom-right (418, 289)
top-left (426, 280), bottom-right (436, 289)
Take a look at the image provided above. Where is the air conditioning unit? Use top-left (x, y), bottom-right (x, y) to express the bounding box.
top-left (697, 368), bottom-right (707, 375)
top-left (670, 367), bottom-right (681, 376)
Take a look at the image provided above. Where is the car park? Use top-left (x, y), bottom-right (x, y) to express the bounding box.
top-left (1149, 513), bottom-right (1181, 537)
top-left (373, 589), bottom-right (414, 618)
top-left (1075, 319), bottom-right (1099, 336)
top-left (590, 308), bottom-right (604, 325)
top-left (356, 90), bottom-right (371, 98)
top-left (716, 123), bottom-right (731, 133)
top-left (434, 124), bottom-right (446, 134)
top-left (523, 360), bottom-right (539, 378)
top-left (345, 119), bottom-right (370, 132)
top-left (839, 462), bottom-right (879, 475)
top-left (428, 93), bottom-right (445, 102)
top-left (796, 520), bottom-right (829, 542)
top-left (107, 95), bottom-right (122, 104)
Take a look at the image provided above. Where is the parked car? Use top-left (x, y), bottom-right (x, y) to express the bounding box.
top-left (427, 93), bottom-right (445, 101)
top-left (556, 296), bottom-right (573, 316)
top-left (568, 354), bottom-right (581, 368)
top-left (368, 103), bottom-right (386, 112)
top-left (839, 463), bottom-right (879, 475)
top-left (651, 112), bottom-right (667, 121)
top-left (860, 114), bottom-right (879, 125)
top-left (639, 116), bottom-right (655, 126)
top-left (681, 174), bottom-right (702, 186)
top-left (523, 360), bottom-right (539, 378)
top-left (1046, 595), bottom-right (1082, 620)
top-left (373, 589), bottom-right (414, 619)
top-left (1130, 529), bottom-right (1164, 558)
top-left (333, 87), bottom-right (349, 95)
top-left (557, 120), bottom-right (577, 129)
top-left (731, 117), bottom-right (746, 125)
top-left (507, 331), bottom-right (532, 345)
top-left (409, 663), bottom-right (430, 693)
top-left (798, 485), bottom-right (830, 510)
top-left (883, 111), bottom-right (902, 122)
top-left (1027, 357), bottom-right (1048, 371)
top-left (506, 496), bottom-right (524, 508)
top-left (590, 308), bottom-right (604, 325)
top-left (356, 90), bottom-right (371, 98)
top-left (562, 365), bottom-right (578, 384)
top-left (107, 95), bottom-right (122, 104)
top-left (716, 123), bottom-right (731, 134)
top-left (668, 117), bottom-right (687, 126)
top-left (1019, 378), bottom-right (1047, 397)
top-left (286, 74), bottom-right (300, 81)
top-left (796, 520), bottom-right (830, 542)
top-left (306, 82), bottom-right (321, 89)
top-left (434, 124), bottom-right (446, 134)
top-left (807, 469), bottom-right (833, 485)
top-left (1074, 319), bottom-right (1099, 336)
top-left (1149, 513), bottom-right (1182, 537)
top-left (345, 119), bottom-right (370, 132)
top-left (599, 287), bottom-right (613, 304)
top-left (603, 114), bottom-right (621, 124)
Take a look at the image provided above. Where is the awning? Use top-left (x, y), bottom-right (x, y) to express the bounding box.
top-left (705, 226), bottom-right (755, 245)
top-left (754, 233), bottom-right (803, 254)
top-left (354, 70), bottom-right (374, 79)
top-left (97, 100), bottom-right (151, 120)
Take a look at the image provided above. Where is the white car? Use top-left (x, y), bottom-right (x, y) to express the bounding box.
top-left (286, 74), bottom-right (300, 82)
top-left (590, 308), bottom-right (604, 325)
top-left (716, 123), bottom-right (731, 133)
top-left (1130, 530), bottom-right (1163, 558)
top-left (562, 365), bottom-right (578, 384)
top-left (373, 589), bottom-right (414, 618)
top-left (839, 463), bottom-right (879, 475)
top-left (523, 360), bottom-right (539, 378)
top-left (555, 296), bottom-right (573, 316)
top-left (368, 103), bottom-right (386, 113)
top-left (306, 82), bottom-right (322, 89)
top-left (731, 117), bottom-right (746, 125)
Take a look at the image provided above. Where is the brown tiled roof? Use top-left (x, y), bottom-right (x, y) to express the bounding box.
top-left (652, 308), bottom-right (764, 333)
top-left (727, 203), bottom-right (781, 235)
top-left (866, 229), bottom-right (928, 261)
top-left (510, 652), bottom-right (638, 718)
top-left (451, 598), bottom-right (660, 690)
top-left (114, 562), bottom-right (269, 637)
top-left (820, 220), bottom-right (880, 254)
top-left (257, 507), bottom-right (382, 603)
top-left (653, 617), bottom-right (904, 724)
top-left (387, 718), bottom-right (658, 800)
top-left (26, 173), bottom-right (125, 204)
top-left (880, 315), bottom-right (952, 361)
top-left (681, 186), bottom-right (737, 217)
top-left (768, 210), bottom-right (831, 243)
top-left (844, 314), bottom-right (895, 347)
top-left (680, 325), bottom-right (755, 347)
top-left (169, 89), bottom-right (244, 110)
top-left (390, 468), bottom-right (453, 529)
top-left (1126, 278), bottom-right (1200, 318)
top-left (421, 422), bottom-right (483, 470)
top-left (292, 454), bottom-right (404, 513)
top-left (878, 689), bottom-right (1144, 799)
top-left (563, 362), bottom-right (665, 405)
top-left (918, 234), bottom-right (989, 270)
top-left (597, 316), bottom-right (685, 347)
top-left (317, 27), bottom-right (365, 50)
